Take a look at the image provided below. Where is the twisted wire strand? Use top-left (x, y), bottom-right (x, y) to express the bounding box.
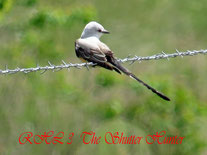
top-left (0, 49), bottom-right (206, 75)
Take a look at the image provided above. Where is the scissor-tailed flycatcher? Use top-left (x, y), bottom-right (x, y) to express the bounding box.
top-left (75, 21), bottom-right (170, 101)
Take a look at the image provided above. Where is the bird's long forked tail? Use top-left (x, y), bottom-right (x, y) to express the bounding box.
top-left (110, 59), bottom-right (170, 101)
top-left (129, 73), bottom-right (170, 101)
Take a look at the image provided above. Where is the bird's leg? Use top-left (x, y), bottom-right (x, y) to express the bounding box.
top-left (85, 62), bottom-right (90, 71)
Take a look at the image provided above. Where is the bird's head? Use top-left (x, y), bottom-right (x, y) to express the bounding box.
top-left (81, 21), bottom-right (109, 39)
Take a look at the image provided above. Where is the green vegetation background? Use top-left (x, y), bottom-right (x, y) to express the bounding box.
top-left (0, 0), bottom-right (206, 154)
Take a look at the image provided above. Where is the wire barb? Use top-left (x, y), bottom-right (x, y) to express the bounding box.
top-left (0, 49), bottom-right (206, 75)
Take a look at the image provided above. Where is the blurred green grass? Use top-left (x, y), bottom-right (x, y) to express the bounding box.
top-left (0, 0), bottom-right (207, 154)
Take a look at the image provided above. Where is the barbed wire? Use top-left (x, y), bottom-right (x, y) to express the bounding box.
top-left (0, 49), bottom-right (206, 75)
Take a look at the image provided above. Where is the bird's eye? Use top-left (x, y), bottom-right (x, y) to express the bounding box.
top-left (98, 29), bottom-right (102, 32)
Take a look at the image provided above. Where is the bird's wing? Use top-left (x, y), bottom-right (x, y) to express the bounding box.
top-left (75, 39), bottom-right (107, 63)
top-left (75, 39), bottom-right (122, 74)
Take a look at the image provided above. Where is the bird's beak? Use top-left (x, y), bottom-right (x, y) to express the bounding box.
top-left (102, 29), bottom-right (110, 34)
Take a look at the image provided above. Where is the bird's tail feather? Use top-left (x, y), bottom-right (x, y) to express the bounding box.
top-left (111, 59), bottom-right (170, 101)
top-left (97, 61), bottom-right (122, 74)
top-left (129, 73), bottom-right (170, 101)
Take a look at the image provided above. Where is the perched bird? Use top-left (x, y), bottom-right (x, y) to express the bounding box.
top-left (75, 21), bottom-right (170, 101)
